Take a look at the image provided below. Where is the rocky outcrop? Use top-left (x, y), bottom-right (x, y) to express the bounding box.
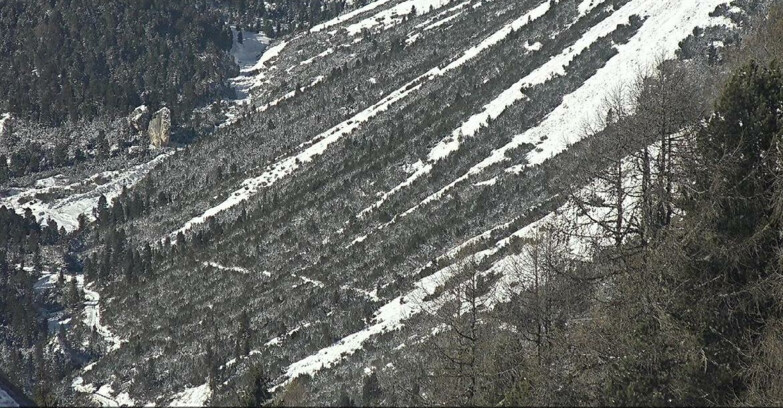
top-left (129, 105), bottom-right (150, 133)
top-left (0, 113), bottom-right (11, 138)
top-left (148, 107), bottom-right (171, 148)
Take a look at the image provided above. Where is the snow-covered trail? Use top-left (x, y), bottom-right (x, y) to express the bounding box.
top-left (82, 281), bottom-right (125, 353)
top-left (1, 152), bottom-right (173, 232)
top-left (169, 1), bottom-right (553, 240)
top-left (358, 0), bottom-right (730, 232)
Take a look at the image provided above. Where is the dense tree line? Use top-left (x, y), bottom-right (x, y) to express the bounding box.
top-left (0, 0), bottom-right (236, 125)
top-left (218, 0), bottom-right (349, 38)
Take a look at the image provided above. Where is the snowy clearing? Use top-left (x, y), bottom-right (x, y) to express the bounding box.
top-left (168, 383), bottom-right (212, 407)
top-left (1, 152), bottom-right (173, 232)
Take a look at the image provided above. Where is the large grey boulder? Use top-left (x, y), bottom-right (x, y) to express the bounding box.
top-left (148, 107), bottom-right (171, 148)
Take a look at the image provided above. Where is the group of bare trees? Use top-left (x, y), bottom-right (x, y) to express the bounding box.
top-left (405, 4), bottom-right (783, 405)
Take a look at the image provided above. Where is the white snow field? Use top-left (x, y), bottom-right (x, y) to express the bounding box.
top-left (203, 261), bottom-right (252, 274)
top-left (0, 112), bottom-right (10, 133)
top-left (230, 29), bottom-right (270, 70)
top-left (0, 152), bottom-right (173, 232)
top-left (170, 0), bottom-right (554, 239)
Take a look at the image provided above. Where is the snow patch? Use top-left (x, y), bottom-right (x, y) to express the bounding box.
top-left (0, 388), bottom-right (18, 408)
top-left (203, 261), bottom-right (251, 274)
top-left (169, 383), bottom-right (211, 407)
top-left (1, 152), bottom-right (173, 232)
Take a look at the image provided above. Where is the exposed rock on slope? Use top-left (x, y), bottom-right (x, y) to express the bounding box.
top-left (148, 107), bottom-right (171, 148)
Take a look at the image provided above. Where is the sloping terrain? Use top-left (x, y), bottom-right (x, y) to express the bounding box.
top-left (7, 0), bottom-right (763, 405)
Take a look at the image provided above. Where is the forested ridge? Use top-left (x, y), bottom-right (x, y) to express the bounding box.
top-left (1, 0), bottom-right (783, 406)
top-left (0, 0), bottom-right (352, 126)
top-left (0, 0), bottom-right (235, 125)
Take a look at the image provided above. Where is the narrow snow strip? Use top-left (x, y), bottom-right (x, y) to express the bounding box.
top-left (255, 75), bottom-right (326, 114)
top-left (170, 1), bottom-right (552, 239)
top-left (242, 40), bottom-right (289, 73)
top-left (299, 48), bottom-right (335, 67)
top-left (203, 262), bottom-right (251, 274)
top-left (82, 279), bottom-right (125, 353)
top-left (311, 0), bottom-right (396, 32)
top-left (0, 113), bottom-right (9, 132)
top-left (423, 11), bottom-right (464, 31)
top-left (293, 273), bottom-right (326, 288)
top-left (344, 0), bottom-right (455, 35)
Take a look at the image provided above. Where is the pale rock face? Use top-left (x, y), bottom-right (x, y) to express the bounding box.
top-left (129, 105), bottom-right (150, 133)
top-left (0, 113), bottom-right (12, 138)
top-left (148, 107), bottom-right (171, 148)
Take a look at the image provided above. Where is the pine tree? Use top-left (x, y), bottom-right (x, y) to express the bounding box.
top-left (235, 310), bottom-right (251, 359)
top-left (68, 277), bottom-right (80, 308)
top-left (673, 60), bottom-right (783, 403)
top-left (362, 372), bottom-right (382, 406)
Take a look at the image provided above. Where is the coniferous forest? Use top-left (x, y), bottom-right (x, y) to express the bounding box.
top-left (1, 0), bottom-right (783, 406)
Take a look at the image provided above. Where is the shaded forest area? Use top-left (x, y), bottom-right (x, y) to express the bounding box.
top-left (0, 0), bottom-right (236, 125)
top-left (0, 0), bottom-right (353, 127)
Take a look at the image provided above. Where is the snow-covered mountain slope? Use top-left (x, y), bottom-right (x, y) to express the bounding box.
top-left (61, 0), bottom-right (756, 405)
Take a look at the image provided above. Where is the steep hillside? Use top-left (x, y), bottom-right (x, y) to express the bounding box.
top-left (0, 0), bottom-right (776, 406)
